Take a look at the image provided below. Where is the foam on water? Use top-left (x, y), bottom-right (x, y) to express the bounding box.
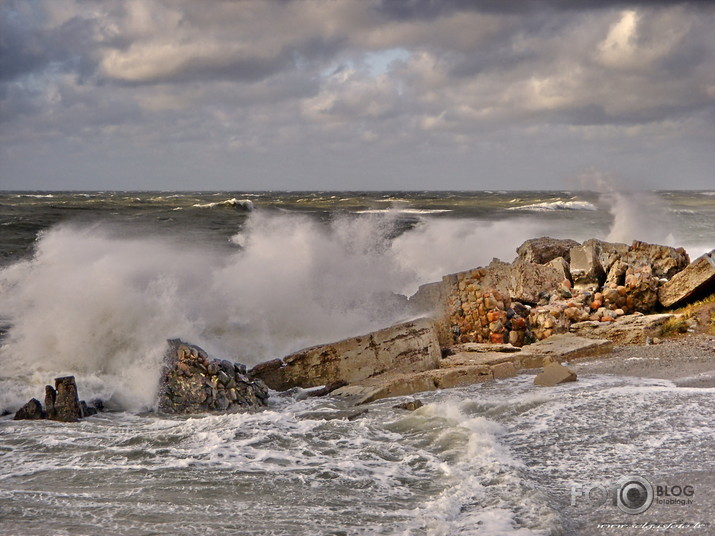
top-left (508, 200), bottom-right (597, 212)
top-left (0, 191), bottom-right (712, 414)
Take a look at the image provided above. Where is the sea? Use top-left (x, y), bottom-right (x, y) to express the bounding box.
top-left (0, 190), bottom-right (713, 535)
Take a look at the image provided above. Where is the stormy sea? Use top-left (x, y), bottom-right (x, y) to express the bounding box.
top-left (1, 190), bottom-right (713, 535)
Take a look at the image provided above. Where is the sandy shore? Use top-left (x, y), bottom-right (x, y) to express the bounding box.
top-left (569, 333), bottom-right (715, 388)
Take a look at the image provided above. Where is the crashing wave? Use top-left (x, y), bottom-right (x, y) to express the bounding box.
top-left (508, 200), bottom-right (597, 212)
top-left (193, 198), bottom-right (254, 211)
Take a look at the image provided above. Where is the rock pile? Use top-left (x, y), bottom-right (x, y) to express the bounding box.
top-left (158, 339), bottom-right (269, 414)
top-left (433, 238), bottom-right (697, 346)
top-left (13, 376), bottom-right (101, 422)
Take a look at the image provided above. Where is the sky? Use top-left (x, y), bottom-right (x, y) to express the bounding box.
top-left (1, 0), bottom-right (714, 191)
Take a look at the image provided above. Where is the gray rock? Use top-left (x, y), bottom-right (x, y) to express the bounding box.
top-left (569, 244), bottom-right (606, 290)
top-left (659, 250), bottom-right (715, 308)
top-left (393, 399), bottom-right (424, 411)
top-left (53, 376), bottom-right (82, 422)
top-left (534, 358), bottom-right (578, 386)
top-left (44, 385), bottom-right (57, 420)
top-left (13, 398), bottom-right (44, 420)
top-left (516, 237), bottom-right (580, 264)
top-left (158, 339), bottom-right (268, 414)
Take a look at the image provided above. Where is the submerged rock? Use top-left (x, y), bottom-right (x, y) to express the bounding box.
top-left (158, 339), bottom-right (268, 414)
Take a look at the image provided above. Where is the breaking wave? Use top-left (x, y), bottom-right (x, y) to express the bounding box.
top-left (508, 200), bottom-right (597, 212)
top-left (192, 198), bottom-right (254, 210)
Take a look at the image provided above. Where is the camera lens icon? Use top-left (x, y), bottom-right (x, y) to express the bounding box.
top-left (616, 475), bottom-right (654, 515)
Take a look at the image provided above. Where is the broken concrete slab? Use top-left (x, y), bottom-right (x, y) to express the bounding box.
top-left (441, 351), bottom-right (519, 368)
top-left (332, 364), bottom-right (494, 405)
top-left (491, 361), bottom-right (518, 379)
top-left (534, 360), bottom-right (578, 386)
top-left (658, 250), bottom-right (715, 308)
top-left (250, 318), bottom-right (441, 391)
top-left (517, 333), bottom-right (613, 368)
top-left (569, 244), bottom-right (606, 290)
top-left (569, 313), bottom-right (675, 345)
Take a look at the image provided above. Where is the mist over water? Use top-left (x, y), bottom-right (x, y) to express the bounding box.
top-left (0, 190), bottom-right (713, 412)
top-left (1, 191), bottom-right (714, 536)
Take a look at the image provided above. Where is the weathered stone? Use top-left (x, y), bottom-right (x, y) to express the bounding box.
top-left (307, 380), bottom-right (348, 397)
top-left (250, 318), bottom-right (441, 391)
top-left (13, 398), bottom-right (44, 420)
top-left (534, 361), bottom-right (577, 386)
top-left (547, 257), bottom-right (572, 283)
top-left (44, 385), bottom-right (57, 420)
top-left (569, 244), bottom-right (606, 290)
top-left (605, 260), bottom-right (629, 287)
top-left (581, 239), bottom-right (629, 275)
top-left (516, 237), bottom-right (580, 264)
top-left (570, 313), bottom-right (676, 345)
top-left (333, 364), bottom-right (494, 405)
top-left (159, 339), bottom-right (267, 414)
top-left (53, 376), bottom-right (82, 422)
top-left (626, 240), bottom-right (689, 280)
top-left (393, 399), bottom-right (424, 411)
top-left (624, 265), bottom-right (659, 313)
top-left (658, 250), bottom-right (715, 308)
top-left (517, 334), bottom-right (612, 368)
top-left (80, 400), bottom-right (97, 417)
top-left (509, 260), bottom-right (565, 304)
top-left (491, 361), bottom-right (517, 379)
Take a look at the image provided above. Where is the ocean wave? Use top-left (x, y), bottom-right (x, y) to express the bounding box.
top-left (356, 208), bottom-right (452, 215)
top-left (16, 194), bottom-right (55, 199)
top-left (192, 198), bottom-right (254, 211)
top-left (508, 200), bottom-right (597, 212)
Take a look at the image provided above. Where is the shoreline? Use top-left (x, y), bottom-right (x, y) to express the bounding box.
top-left (567, 333), bottom-right (715, 388)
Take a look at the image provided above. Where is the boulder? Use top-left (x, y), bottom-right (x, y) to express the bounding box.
top-left (44, 385), bottom-right (57, 420)
top-left (582, 239), bottom-right (629, 275)
top-left (626, 241), bottom-right (689, 280)
top-left (509, 259), bottom-right (565, 304)
top-left (52, 376), bottom-right (82, 422)
top-left (624, 265), bottom-right (659, 313)
top-left (394, 399), bottom-right (424, 411)
top-left (158, 340), bottom-right (268, 414)
top-left (534, 359), bottom-right (577, 386)
top-left (658, 251), bottom-right (715, 308)
top-left (249, 318), bottom-right (441, 391)
top-left (13, 398), bottom-right (44, 420)
top-left (569, 244), bottom-right (606, 290)
top-left (605, 260), bottom-right (629, 287)
top-left (548, 257), bottom-right (572, 283)
top-left (516, 237), bottom-right (580, 264)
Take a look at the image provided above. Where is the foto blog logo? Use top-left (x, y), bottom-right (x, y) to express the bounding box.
top-left (571, 475), bottom-right (694, 515)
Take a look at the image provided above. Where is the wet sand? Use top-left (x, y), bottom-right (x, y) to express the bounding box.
top-left (569, 333), bottom-right (715, 388)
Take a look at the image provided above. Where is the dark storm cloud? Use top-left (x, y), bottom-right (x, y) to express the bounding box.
top-left (1, 0), bottom-right (714, 190)
top-left (0, 2), bottom-right (97, 83)
top-left (374, 0), bottom-right (713, 20)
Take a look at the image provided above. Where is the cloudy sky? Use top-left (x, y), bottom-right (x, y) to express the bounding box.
top-left (1, 0), bottom-right (714, 190)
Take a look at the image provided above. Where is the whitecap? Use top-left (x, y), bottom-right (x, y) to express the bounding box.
top-left (508, 200), bottom-right (597, 212)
